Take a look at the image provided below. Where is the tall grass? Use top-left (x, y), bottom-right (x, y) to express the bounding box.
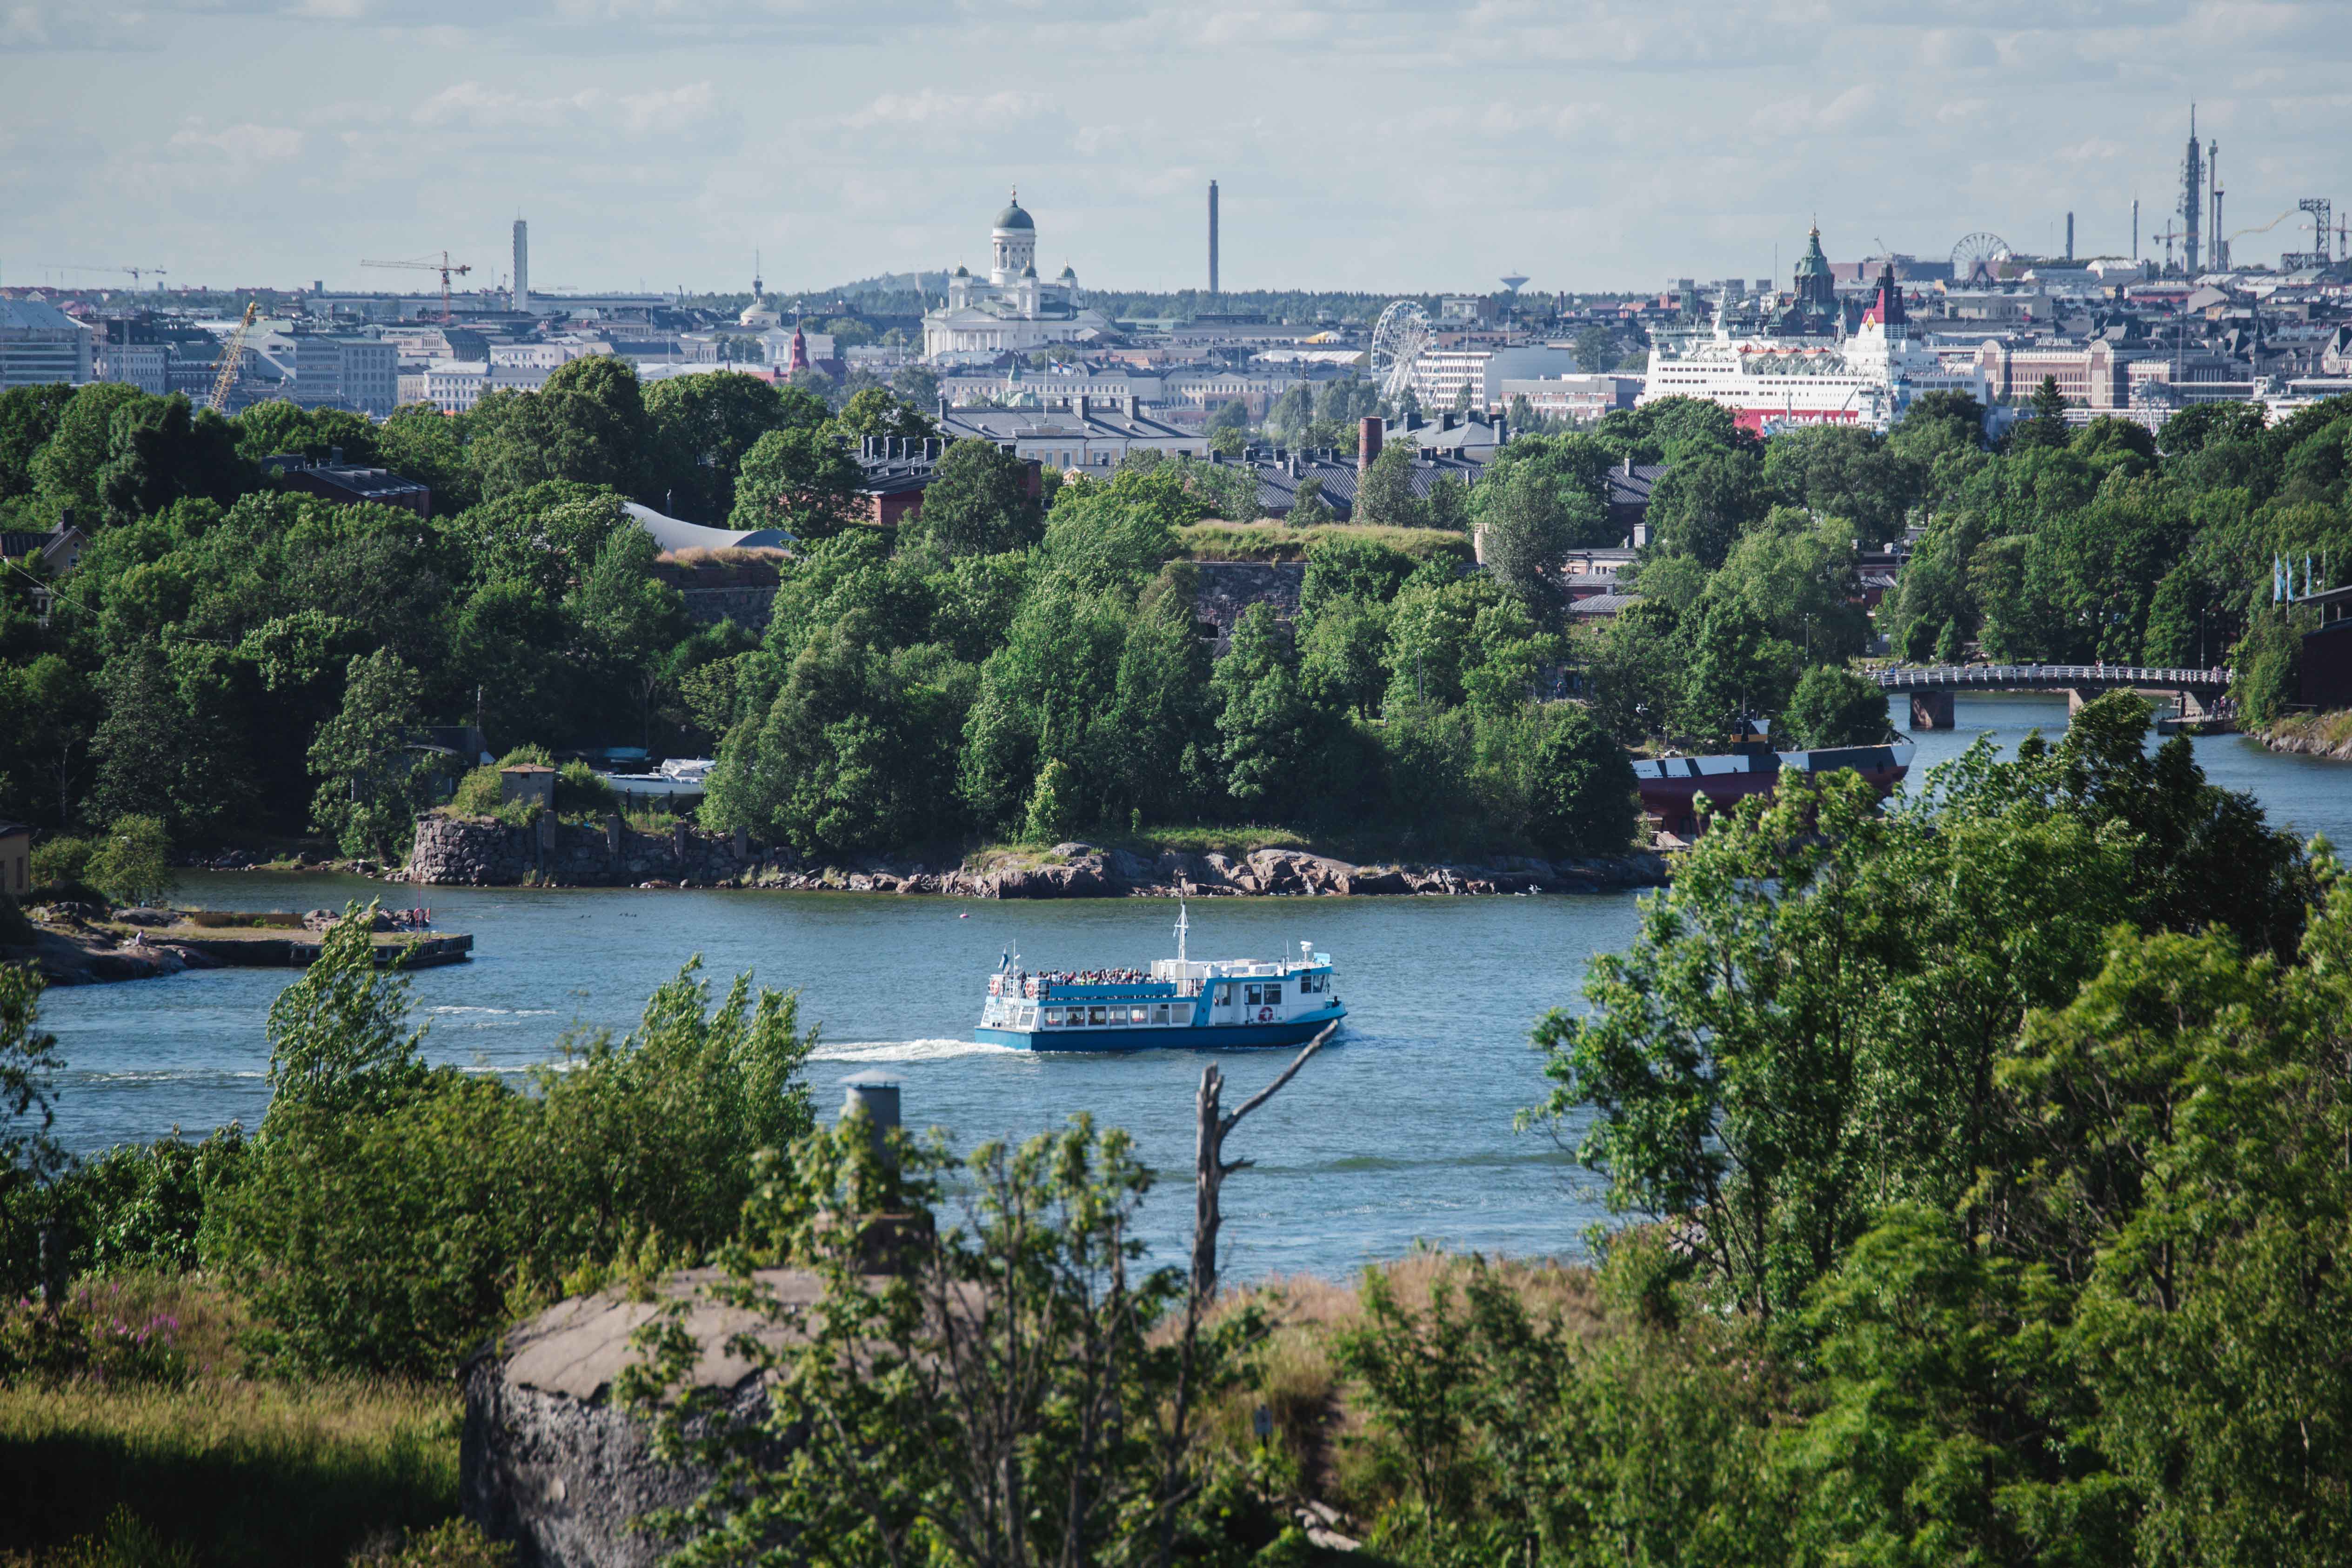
top-left (0, 1377), bottom-right (460, 1567)
top-left (0, 1275), bottom-right (463, 1567)
top-left (1174, 521), bottom-right (1470, 563)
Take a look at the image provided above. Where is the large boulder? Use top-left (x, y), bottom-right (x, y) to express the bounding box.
top-left (464, 1268), bottom-right (819, 1567)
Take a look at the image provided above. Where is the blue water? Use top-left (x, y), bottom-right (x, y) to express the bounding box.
top-left (30, 693), bottom-right (2352, 1281)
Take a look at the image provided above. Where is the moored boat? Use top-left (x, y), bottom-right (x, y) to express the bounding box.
top-left (975, 906), bottom-right (1345, 1052)
top-left (1633, 721), bottom-right (1912, 838)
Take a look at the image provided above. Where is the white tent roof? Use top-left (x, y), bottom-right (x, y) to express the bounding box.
top-left (622, 500), bottom-right (788, 552)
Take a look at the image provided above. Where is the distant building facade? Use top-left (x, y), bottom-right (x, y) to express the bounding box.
top-left (292, 335), bottom-right (400, 417)
top-left (0, 299), bottom-right (92, 388)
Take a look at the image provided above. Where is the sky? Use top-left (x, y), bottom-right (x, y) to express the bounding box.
top-left (2, 0), bottom-right (2348, 300)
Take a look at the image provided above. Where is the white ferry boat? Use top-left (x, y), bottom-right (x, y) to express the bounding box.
top-left (974, 906), bottom-right (1344, 1053)
top-left (1640, 268), bottom-right (1990, 434)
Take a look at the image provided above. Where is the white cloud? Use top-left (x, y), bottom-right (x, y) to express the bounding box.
top-left (411, 79), bottom-right (719, 133)
top-left (843, 90), bottom-right (1051, 131)
top-left (168, 122), bottom-right (306, 160)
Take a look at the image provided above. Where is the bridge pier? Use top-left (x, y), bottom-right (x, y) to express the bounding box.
top-left (1908, 690), bottom-right (1955, 730)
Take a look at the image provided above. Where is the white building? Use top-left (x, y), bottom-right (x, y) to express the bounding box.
top-left (0, 299), bottom-right (92, 388)
top-left (1410, 345), bottom-right (1574, 412)
top-left (922, 192), bottom-right (1112, 360)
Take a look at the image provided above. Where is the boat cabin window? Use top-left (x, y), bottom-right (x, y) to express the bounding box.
top-left (1043, 1009), bottom-right (1063, 1026)
top-left (1243, 984), bottom-right (1262, 1007)
top-left (1172, 1003), bottom-right (1193, 1025)
top-left (1089, 1006), bottom-right (1108, 1026)
top-left (1216, 986), bottom-right (1232, 1006)
top-left (1153, 1004), bottom-right (1169, 1025)
top-left (1130, 1006), bottom-right (1149, 1024)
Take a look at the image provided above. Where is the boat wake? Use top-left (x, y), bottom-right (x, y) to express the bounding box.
top-left (812, 1037), bottom-right (1017, 1064)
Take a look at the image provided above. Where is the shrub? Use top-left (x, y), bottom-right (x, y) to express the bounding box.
top-left (56, 1128), bottom-right (248, 1277)
top-left (0, 892), bottom-right (33, 947)
top-left (29, 836), bottom-right (94, 890)
top-left (86, 816), bottom-right (175, 907)
top-left (553, 759), bottom-right (615, 817)
top-left (448, 766), bottom-right (501, 817)
top-left (203, 915), bottom-right (816, 1377)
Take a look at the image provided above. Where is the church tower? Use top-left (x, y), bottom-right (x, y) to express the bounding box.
top-left (1791, 222), bottom-right (1836, 319)
top-left (990, 189), bottom-right (1037, 286)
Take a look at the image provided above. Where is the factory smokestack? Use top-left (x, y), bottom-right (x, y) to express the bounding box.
top-left (512, 219), bottom-right (529, 313)
top-left (2180, 104), bottom-right (2203, 275)
top-left (1208, 180), bottom-right (1219, 296)
top-left (2065, 212), bottom-right (2074, 261)
top-left (2132, 197), bottom-right (2139, 261)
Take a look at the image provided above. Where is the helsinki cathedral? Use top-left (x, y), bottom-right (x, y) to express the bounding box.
top-left (921, 189), bottom-right (1110, 361)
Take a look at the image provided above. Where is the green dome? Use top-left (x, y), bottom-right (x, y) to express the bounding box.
top-left (995, 195), bottom-right (1034, 231)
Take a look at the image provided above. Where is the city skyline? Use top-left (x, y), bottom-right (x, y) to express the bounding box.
top-left (3, 0), bottom-right (2348, 296)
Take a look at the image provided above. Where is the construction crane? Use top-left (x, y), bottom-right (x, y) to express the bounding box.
top-left (207, 301), bottom-right (259, 414)
top-left (40, 263), bottom-right (169, 288)
top-left (361, 252), bottom-right (472, 323)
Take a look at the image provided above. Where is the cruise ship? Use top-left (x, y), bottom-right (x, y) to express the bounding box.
top-left (1634, 721), bottom-right (1913, 839)
top-left (974, 907), bottom-right (1344, 1052)
top-left (1640, 268), bottom-right (1990, 434)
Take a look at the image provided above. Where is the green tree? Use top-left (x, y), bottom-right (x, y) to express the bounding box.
top-left (85, 814), bottom-right (175, 906)
top-left (0, 383), bottom-right (78, 501)
top-left (1214, 603), bottom-right (1341, 818)
top-left (1298, 534), bottom-right (1417, 635)
top-left (1644, 447), bottom-right (1765, 568)
top-left (1677, 598), bottom-right (1797, 743)
top-left (728, 426), bottom-right (863, 540)
top-left (468, 356), bottom-right (653, 500)
top-left (308, 649), bottom-right (432, 863)
top-left (1781, 664), bottom-right (1891, 747)
top-left (905, 440), bottom-right (1042, 555)
top-left (0, 654), bottom-right (96, 830)
top-left (1525, 706), bottom-right (1639, 856)
top-left (375, 402), bottom-right (478, 513)
top-left (1474, 461), bottom-right (1576, 609)
top-left (0, 962), bottom-right (68, 1296)
top-left (641, 370), bottom-right (792, 523)
top-left (2008, 374), bottom-right (2072, 451)
top-left (1356, 443), bottom-right (1425, 527)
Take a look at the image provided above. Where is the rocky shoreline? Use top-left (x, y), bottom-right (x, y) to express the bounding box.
top-left (2255, 714), bottom-right (2352, 762)
top-left (395, 814), bottom-right (1670, 897)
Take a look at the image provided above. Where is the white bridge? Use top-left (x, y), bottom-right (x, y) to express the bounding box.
top-left (1872, 664), bottom-right (2235, 729)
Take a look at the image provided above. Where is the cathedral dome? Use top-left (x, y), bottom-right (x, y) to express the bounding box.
top-left (994, 193), bottom-right (1034, 231)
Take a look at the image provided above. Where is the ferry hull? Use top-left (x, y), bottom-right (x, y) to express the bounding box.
top-left (979, 1008), bottom-right (1345, 1054)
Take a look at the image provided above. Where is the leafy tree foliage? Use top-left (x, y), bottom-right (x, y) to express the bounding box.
top-left (1780, 663), bottom-right (1889, 747)
top-left (903, 439), bottom-right (1042, 555)
top-left (206, 921), bottom-right (816, 1376)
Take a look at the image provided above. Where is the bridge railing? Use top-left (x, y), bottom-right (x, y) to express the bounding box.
top-left (1872, 664), bottom-right (2233, 691)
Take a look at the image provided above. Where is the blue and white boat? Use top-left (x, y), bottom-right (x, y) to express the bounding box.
top-left (975, 905), bottom-right (1345, 1052)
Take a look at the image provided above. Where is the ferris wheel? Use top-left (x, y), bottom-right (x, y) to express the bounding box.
top-left (1951, 232), bottom-right (2012, 286)
top-left (1370, 300), bottom-right (1432, 403)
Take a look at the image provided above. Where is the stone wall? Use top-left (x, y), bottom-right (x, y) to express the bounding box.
top-left (401, 814), bottom-right (759, 888)
top-left (1192, 560), bottom-right (1303, 653)
top-left (678, 585), bottom-right (777, 633)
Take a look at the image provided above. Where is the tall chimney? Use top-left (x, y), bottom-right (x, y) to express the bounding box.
top-left (2132, 197), bottom-right (2140, 261)
top-left (2065, 212), bottom-right (2074, 261)
top-left (1208, 180), bottom-right (1220, 296)
top-left (1357, 415), bottom-right (1382, 474)
top-left (512, 219), bottom-right (530, 314)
